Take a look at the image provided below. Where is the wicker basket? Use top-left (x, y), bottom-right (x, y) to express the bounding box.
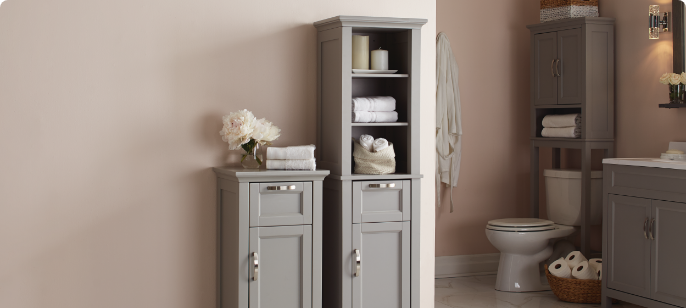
top-left (540, 0), bottom-right (599, 23)
top-left (545, 264), bottom-right (612, 304)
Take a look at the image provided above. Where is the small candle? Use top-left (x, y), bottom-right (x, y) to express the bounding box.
top-left (352, 36), bottom-right (369, 70)
top-left (371, 47), bottom-right (388, 70)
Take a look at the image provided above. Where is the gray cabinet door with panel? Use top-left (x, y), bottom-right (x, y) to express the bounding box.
top-left (353, 180), bottom-right (410, 223)
top-left (651, 200), bottom-right (686, 307)
top-left (533, 32), bottom-right (558, 106)
top-left (250, 225), bottom-right (313, 308)
top-left (352, 222), bottom-right (410, 308)
top-left (606, 194), bottom-right (651, 298)
top-left (557, 28), bottom-right (582, 105)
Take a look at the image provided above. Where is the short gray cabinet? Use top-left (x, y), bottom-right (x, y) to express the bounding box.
top-left (603, 163), bottom-right (686, 308)
top-left (606, 194), bottom-right (651, 298)
top-left (213, 167), bottom-right (329, 308)
top-left (250, 225), bottom-right (313, 308)
top-left (651, 200), bottom-right (686, 307)
top-left (352, 222), bottom-right (410, 308)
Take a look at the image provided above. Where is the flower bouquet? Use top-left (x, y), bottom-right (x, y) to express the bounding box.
top-left (219, 109), bottom-right (280, 168)
top-left (659, 72), bottom-right (686, 104)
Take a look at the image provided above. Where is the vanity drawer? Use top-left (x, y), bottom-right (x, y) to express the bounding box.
top-left (606, 164), bottom-right (686, 198)
top-left (250, 182), bottom-right (312, 227)
top-left (353, 180), bottom-right (410, 223)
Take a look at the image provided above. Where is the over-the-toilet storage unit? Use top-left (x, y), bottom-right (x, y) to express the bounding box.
top-left (313, 16), bottom-right (426, 308)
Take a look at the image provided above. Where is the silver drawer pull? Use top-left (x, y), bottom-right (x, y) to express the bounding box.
top-left (354, 249), bottom-right (361, 277)
top-left (649, 219), bottom-right (656, 240)
top-left (369, 183), bottom-right (395, 188)
top-left (267, 185), bottom-right (296, 191)
top-left (252, 252), bottom-right (259, 281)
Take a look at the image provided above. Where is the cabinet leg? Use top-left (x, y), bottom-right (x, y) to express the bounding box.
top-left (580, 144), bottom-right (592, 256)
top-left (601, 296), bottom-right (613, 308)
top-left (530, 142), bottom-right (540, 218)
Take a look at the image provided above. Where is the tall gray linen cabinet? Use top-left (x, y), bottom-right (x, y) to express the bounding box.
top-left (313, 16), bottom-right (426, 308)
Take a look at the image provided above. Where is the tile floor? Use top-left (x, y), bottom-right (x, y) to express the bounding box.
top-left (435, 275), bottom-right (645, 308)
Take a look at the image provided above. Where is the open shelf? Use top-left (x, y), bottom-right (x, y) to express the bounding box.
top-left (352, 74), bottom-right (409, 78)
top-left (351, 122), bottom-right (408, 126)
top-left (659, 103), bottom-right (686, 108)
top-left (534, 107), bottom-right (582, 138)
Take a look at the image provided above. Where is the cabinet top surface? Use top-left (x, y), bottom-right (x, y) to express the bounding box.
top-left (527, 17), bottom-right (615, 31)
top-left (313, 15), bottom-right (427, 30)
top-left (603, 158), bottom-right (686, 171)
top-left (213, 167), bottom-right (330, 182)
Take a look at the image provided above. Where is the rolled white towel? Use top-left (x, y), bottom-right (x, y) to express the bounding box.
top-left (267, 145), bottom-right (315, 160)
top-left (352, 111), bottom-right (398, 123)
top-left (549, 258), bottom-right (572, 279)
top-left (359, 135), bottom-right (374, 152)
top-left (352, 96), bottom-right (396, 111)
top-left (542, 127), bottom-right (581, 138)
top-left (565, 251), bottom-right (587, 269)
top-left (266, 159), bottom-right (316, 171)
top-left (372, 138), bottom-right (389, 152)
top-left (542, 113), bottom-right (581, 128)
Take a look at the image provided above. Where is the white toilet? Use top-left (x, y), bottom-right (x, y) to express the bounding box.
top-left (485, 169), bottom-right (602, 292)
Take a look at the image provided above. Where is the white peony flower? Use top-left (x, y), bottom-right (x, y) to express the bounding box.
top-left (660, 73), bottom-right (671, 85)
top-left (670, 73), bottom-right (682, 85)
top-left (219, 109), bottom-right (257, 150)
top-left (252, 118), bottom-right (281, 145)
top-left (680, 72), bottom-right (686, 85)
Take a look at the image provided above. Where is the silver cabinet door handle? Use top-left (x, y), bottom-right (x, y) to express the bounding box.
top-left (644, 217), bottom-right (649, 239)
top-left (369, 183), bottom-right (395, 188)
top-left (551, 59), bottom-right (556, 77)
top-left (252, 252), bottom-right (259, 281)
top-left (267, 185), bottom-right (296, 191)
top-left (649, 219), bottom-right (656, 240)
top-left (555, 59), bottom-right (561, 77)
top-left (354, 249), bottom-right (361, 277)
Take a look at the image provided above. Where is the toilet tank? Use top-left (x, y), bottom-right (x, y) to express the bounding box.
top-left (544, 169), bottom-right (602, 226)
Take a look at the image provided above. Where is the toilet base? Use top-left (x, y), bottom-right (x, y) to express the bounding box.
top-left (495, 251), bottom-right (552, 292)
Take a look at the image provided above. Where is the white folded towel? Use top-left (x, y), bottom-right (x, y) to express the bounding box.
top-left (372, 138), bottom-right (389, 152)
top-left (359, 135), bottom-right (374, 152)
top-left (352, 96), bottom-right (396, 111)
top-left (542, 114), bottom-right (581, 128)
top-left (352, 111), bottom-right (398, 123)
top-left (542, 127), bottom-right (581, 138)
top-left (267, 145), bottom-right (315, 160)
top-left (266, 159), bottom-right (316, 171)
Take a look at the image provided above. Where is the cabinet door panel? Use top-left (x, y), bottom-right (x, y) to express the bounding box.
top-left (533, 32), bottom-right (558, 105)
top-left (558, 28), bottom-right (582, 105)
top-left (352, 222), bottom-right (410, 308)
top-left (606, 195), bottom-right (651, 298)
top-left (651, 200), bottom-right (686, 307)
top-left (353, 180), bottom-right (410, 223)
top-left (249, 226), bottom-right (312, 308)
top-left (250, 182), bottom-right (313, 227)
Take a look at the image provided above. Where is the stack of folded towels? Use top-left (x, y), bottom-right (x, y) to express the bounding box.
top-left (352, 96), bottom-right (398, 123)
top-left (266, 145), bottom-right (316, 170)
top-left (549, 251), bottom-right (603, 281)
top-left (541, 113), bottom-right (581, 138)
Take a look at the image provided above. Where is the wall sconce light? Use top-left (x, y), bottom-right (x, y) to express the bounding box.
top-left (650, 5), bottom-right (670, 39)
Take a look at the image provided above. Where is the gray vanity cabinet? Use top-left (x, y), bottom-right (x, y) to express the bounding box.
top-left (213, 168), bottom-right (329, 308)
top-left (352, 222), bottom-right (410, 308)
top-left (606, 194), bottom-right (651, 298)
top-left (603, 163), bottom-right (686, 308)
top-left (651, 200), bottom-right (686, 307)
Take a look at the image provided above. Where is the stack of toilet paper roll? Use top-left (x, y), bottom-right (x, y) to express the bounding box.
top-left (548, 251), bottom-right (602, 281)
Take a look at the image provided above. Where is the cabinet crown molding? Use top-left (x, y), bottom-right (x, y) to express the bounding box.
top-left (313, 15), bottom-right (427, 31)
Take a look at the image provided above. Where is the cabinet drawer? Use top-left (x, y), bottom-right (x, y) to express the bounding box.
top-left (353, 180), bottom-right (410, 223)
top-left (250, 182), bottom-right (312, 227)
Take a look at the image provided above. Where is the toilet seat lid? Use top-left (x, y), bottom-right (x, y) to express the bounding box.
top-left (487, 218), bottom-right (554, 228)
top-left (486, 225), bottom-right (556, 232)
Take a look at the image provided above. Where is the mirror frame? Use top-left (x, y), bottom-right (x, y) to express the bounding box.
top-left (674, 0), bottom-right (685, 72)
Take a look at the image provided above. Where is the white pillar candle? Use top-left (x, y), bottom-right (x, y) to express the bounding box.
top-left (371, 48), bottom-right (388, 70)
top-left (352, 35), bottom-right (369, 70)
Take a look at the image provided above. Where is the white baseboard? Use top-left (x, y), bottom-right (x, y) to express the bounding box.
top-left (435, 253), bottom-right (501, 278)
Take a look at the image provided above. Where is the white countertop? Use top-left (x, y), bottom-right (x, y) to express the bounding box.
top-left (603, 158), bottom-right (686, 170)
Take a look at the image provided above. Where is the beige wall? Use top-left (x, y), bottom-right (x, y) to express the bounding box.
top-left (436, 0), bottom-right (686, 257)
top-left (0, 1), bottom-right (436, 307)
top-left (435, 0), bottom-right (540, 256)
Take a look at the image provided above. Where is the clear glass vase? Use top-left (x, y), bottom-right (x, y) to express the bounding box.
top-left (669, 84), bottom-right (685, 104)
top-left (241, 140), bottom-right (263, 169)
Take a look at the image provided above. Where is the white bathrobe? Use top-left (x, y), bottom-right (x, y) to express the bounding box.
top-left (436, 32), bottom-right (462, 213)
